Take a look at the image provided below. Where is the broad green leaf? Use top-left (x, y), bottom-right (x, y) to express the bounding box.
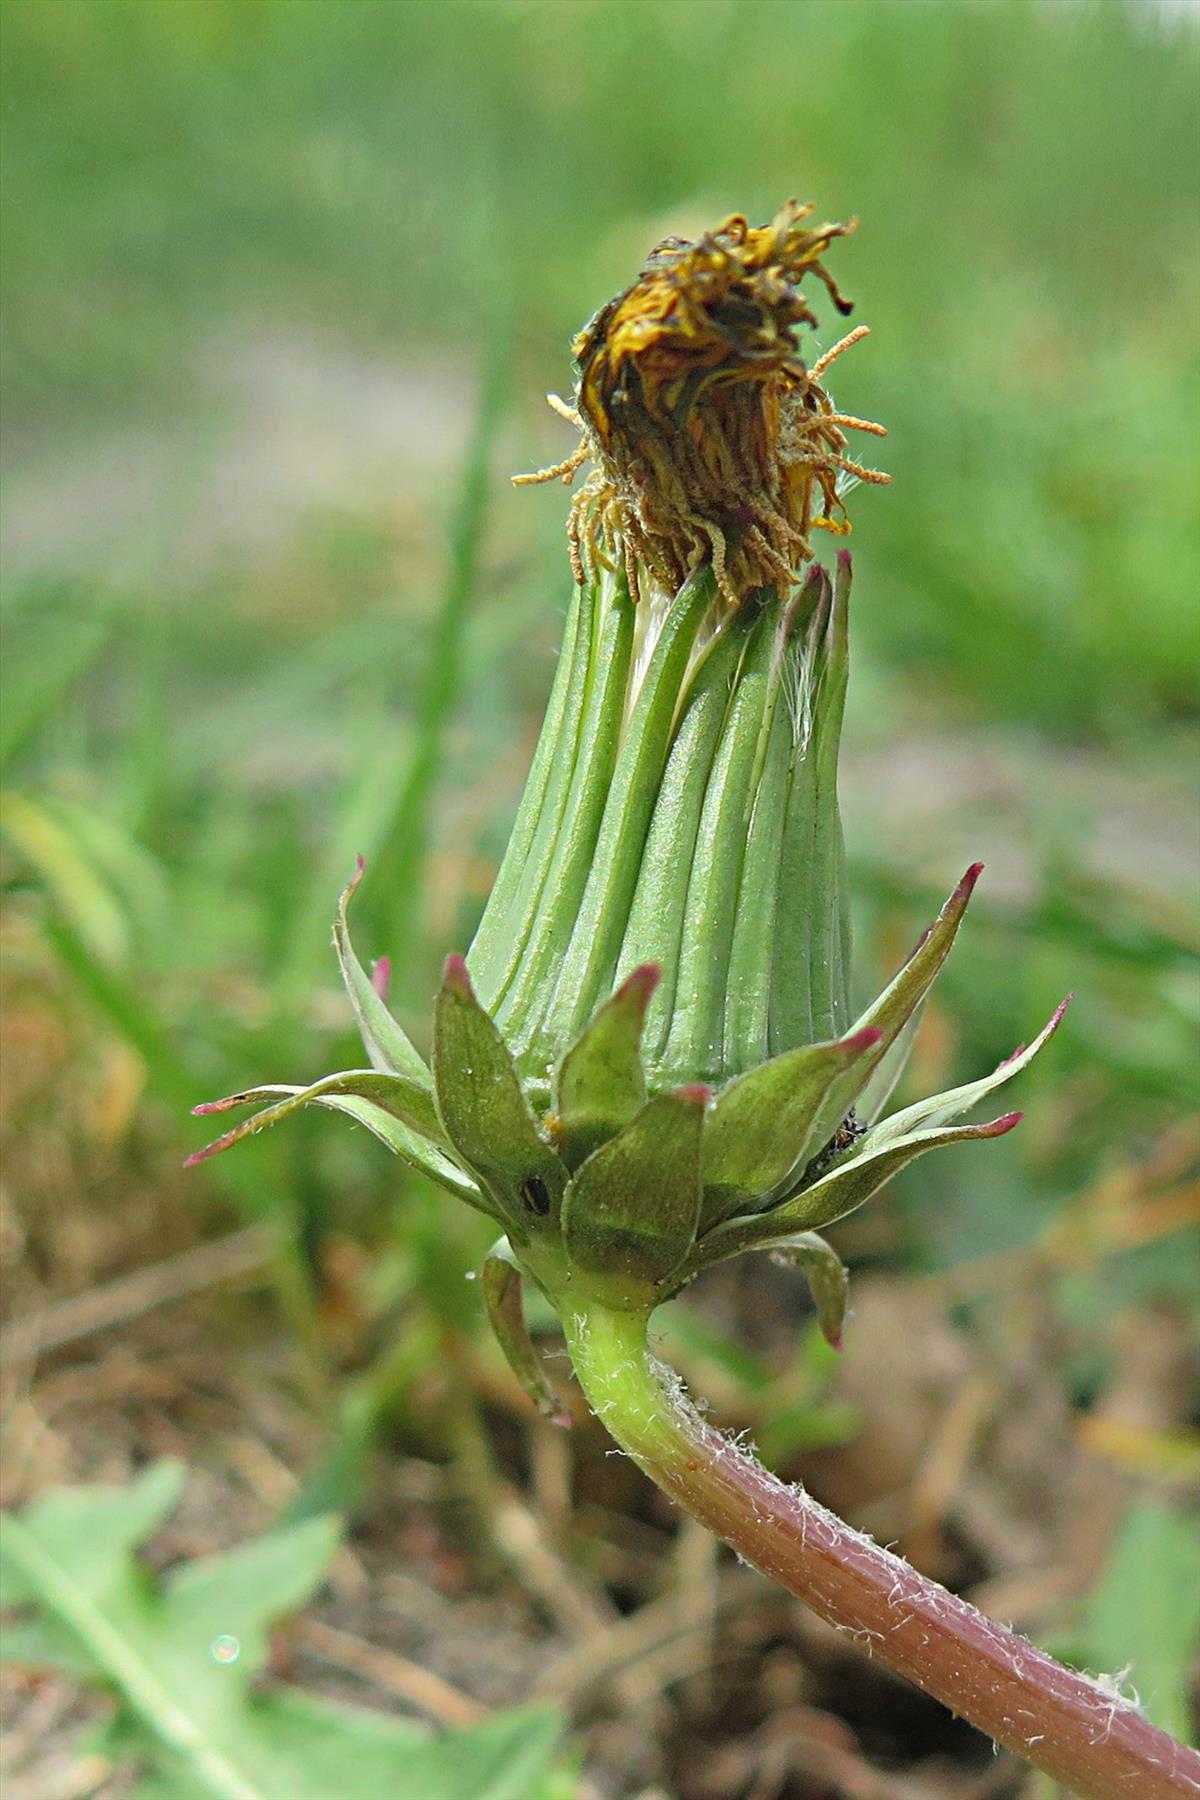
top-left (562, 1087), bottom-right (706, 1308)
top-left (552, 964), bottom-right (657, 1170)
top-left (0, 1460), bottom-right (186, 1675)
top-left (334, 859), bottom-right (433, 1086)
top-left (699, 1026), bottom-right (881, 1231)
top-left (482, 1244), bottom-right (572, 1427)
top-left (2, 1493), bottom-right (336, 1799)
top-left (112, 1692), bottom-right (423, 1800)
top-left (122, 1695), bottom-right (563, 1800)
top-left (434, 956), bottom-right (567, 1230)
top-left (2, 1465), bottom-right (566, 1800)
top-left (161, 1515), bottom-right (342, 1680)
top-left (0, 1460), bottom-right (184, 1611)
top-left (386, 1703), bottom-right (565, 1800)
top-left (111, 1691), bottom-right (569, 1798)
top-left (704, 1111), bottom-right (1023, 1256)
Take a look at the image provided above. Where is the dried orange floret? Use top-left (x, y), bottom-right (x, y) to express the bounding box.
top-left (516, 200), bottom-right (889, 603)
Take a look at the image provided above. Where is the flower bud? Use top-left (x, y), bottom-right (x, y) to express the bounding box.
top-left (189, 205), bottom-right (1066, 1403)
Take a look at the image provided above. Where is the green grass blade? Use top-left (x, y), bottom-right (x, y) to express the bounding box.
top-left (361, 291), bottom-right (511, 969)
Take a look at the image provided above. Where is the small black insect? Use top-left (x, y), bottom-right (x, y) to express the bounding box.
top-left (520, 1175), bottom-right (552, 1217)
top-left (803, 1110), bottom-right (868, 1183)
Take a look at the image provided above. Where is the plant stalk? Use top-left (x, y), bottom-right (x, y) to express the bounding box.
top-left (563, 1301), bottom-right (1200, 1800)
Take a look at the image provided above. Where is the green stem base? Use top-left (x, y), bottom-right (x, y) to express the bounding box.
top-left (564, 1302), bottom-right (1199, 1800)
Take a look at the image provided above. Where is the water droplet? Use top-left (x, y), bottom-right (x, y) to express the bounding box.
top-left (211, 1633), bottom-right (240, 1664)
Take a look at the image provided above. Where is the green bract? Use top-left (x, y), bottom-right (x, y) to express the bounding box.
top-left (190, 553), bottom-right (1067, 1413)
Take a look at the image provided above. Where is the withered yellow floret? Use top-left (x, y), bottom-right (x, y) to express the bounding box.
top-left (516, 200), bottom-right (889, 604)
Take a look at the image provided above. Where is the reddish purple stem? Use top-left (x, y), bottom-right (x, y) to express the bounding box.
top-left (569, 1311), bottom-right (1200, 1800)
top-left (667, 1434), bottom-right (1197, 1798)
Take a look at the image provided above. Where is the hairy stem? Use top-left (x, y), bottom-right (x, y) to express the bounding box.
top-left (563, 1302), bottom-right (1200, 1800)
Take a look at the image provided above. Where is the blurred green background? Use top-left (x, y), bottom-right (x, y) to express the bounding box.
top-left (1, 0), bottom-right (1198, 1766)
top-left (5, 0), bottom-right (1197, 1246)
